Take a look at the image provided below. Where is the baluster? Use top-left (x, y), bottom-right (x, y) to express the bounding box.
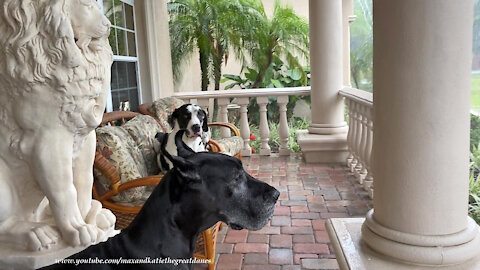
top-left (257, 96), bottom-right (271, 155)
top-left (356, 104), bottom-right (368, 183)
top-left (349, 102), bottom-right (359, 172)
top-left (196, 98), bottom-right (210, 121)
top-left (364, 108), bottom-right (374, 199)
top-left (278, 96), bottom-right (290, 156)
top-left (218, 98), bottom-right (231, 138)
top-left (237, 97), bottom-right (251, 156)
top-left (353, 102), bottom-right (364, 175)
top-left (346, 99), bottom-right (354, 166)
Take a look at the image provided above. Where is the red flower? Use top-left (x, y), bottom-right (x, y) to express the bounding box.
top-left (250, 134), bottom-right (256, 141)
top-left (251, 148), bottom-right (256, 153)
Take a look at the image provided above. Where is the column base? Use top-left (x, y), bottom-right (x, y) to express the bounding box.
top-left (326, 218), bottom-right (480, 270)
top-left (307, 122), bottom-right (348, 134)
top-left (296, 130), bottom-right (348, 163)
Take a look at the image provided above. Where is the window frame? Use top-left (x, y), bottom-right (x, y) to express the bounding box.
top-left (98, 0), bottom-right (142, 112)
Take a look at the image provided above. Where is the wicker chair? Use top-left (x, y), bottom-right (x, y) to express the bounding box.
top-left (138, 99), bottom-right (243, 160)
top-left (92, 111), bottom-right (219, 270)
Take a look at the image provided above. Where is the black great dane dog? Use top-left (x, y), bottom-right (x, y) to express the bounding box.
top-left (40, 130), bottom-right (279, 270)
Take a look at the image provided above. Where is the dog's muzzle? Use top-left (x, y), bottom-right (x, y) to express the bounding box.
top-left (191, 124), bottom-right (202, 137)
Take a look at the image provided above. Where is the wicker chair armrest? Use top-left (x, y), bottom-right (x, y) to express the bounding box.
top-left (97, 174), bottom-right (163, 203)
top-left (138, 103), bottom-right (153, 116)
top-left (101, 111), bottom-right (139, 126)
top-left (100, 200), bottom-right (142, 214)
top-left (94, 151), bottom-right (121, 192)
top-left (207, 139), bottom-right (224, 153)
top-left (208, 122), bottom-right (241, 137)
top-left (117, 175), bottom-right (163, 192)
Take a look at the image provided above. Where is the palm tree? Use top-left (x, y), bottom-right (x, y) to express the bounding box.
top-left (168, 0), bottom-right (214, 91)
top-left (244, 0), bottom-right (310, 88)
top-left (168, 0), bottom-right (259, 91)
top-left (351, 40), bottom-right (372, 91)
top-left (350, 0), bottom-right (373, 91)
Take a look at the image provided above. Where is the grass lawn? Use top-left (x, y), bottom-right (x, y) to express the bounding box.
top-left (472, 73), bottom-right (480, 110)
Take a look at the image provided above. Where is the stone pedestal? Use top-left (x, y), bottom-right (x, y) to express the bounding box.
top-left (0, 229), bottom-right (118, 270)
top-left (296, 130), bottom-right (348, 163)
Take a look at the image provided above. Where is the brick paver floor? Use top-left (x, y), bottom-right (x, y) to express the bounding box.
top-left (196, 154), bottom-right (372, 270)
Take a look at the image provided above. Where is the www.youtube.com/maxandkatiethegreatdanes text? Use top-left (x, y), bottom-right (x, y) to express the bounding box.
top-left (55, 257), bottom-right (211, 266)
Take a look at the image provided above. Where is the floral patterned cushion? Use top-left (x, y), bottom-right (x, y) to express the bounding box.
top-left (122, 115), bottom-right (162, 176)
top-left (147, 97), bottom-right (185, 132)
top-left (95, 115), bottom-right (162, 205)
top-left (215, 136), bottom-right (244, 156)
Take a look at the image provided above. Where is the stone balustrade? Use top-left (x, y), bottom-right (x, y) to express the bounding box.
top-left (172, 87), bottom-right (310, 157)
top-left (339, 87), bottom-right (373, 198)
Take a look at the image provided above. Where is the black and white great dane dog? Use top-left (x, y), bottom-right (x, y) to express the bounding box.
top-left (156, 104), bottom-right (210, 172)
top-left (40, 130), bottom-right (279, 270)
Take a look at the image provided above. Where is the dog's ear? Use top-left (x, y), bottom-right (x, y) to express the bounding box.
top-left (160, 133), bottom-right (201, 183)
top-left (201, 109), bottom-right (209, 133)
top-left (168, 109), bottom-right (178, 129)
top-left (174, 130), bottom-right (196, 158)
top-left (155, 132), bottom-right (166, 144)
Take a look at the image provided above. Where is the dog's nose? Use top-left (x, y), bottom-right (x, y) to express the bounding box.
top-left (263, 186), bottom-right (280, 203)
top-left (192, 124), bottom-right (201, 133)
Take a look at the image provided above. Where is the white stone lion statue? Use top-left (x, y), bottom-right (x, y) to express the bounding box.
top-left (0, 0), bottom-right (116, 266)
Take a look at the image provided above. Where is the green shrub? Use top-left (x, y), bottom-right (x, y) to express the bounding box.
top-left (471, 114), bottom-right (480, 151)
top-left (469, 114), bottom-right (480, 224)
top-left (471, 142), bottom-right (480, 174)
top-left (289, 118), bottom-right (310, 153)
top-left (469, 168), bottom-right (480, 224)
top-left (248, 117), bottom-right (309, 153)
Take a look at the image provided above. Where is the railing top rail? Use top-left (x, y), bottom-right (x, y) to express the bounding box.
top-left (172, 86), bottom-right (311, 99)
top-left (339, 87), bottom-right (373, 108)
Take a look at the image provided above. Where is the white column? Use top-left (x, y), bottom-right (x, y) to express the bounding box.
top-left (237, 97), bottom-right (251, 157)
top-left (257, 97), bottom-right (271, 156)
top-left (297, 0), bottom-right (348, 163)
top-left (278, 96), bottom-right (290, 156)
top-left (342, 0), bottom-right (355, 87)
top-left (218, 98), bottom-right (231, 138)
top-left (307, 0), bottom-right (346, 134)
top-left (362, 0), bottom-right (480, 266)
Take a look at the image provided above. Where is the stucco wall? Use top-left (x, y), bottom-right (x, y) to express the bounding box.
top-left (136, 0), bottom-right (175, 103)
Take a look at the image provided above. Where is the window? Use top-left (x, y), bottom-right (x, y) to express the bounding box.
top-left (101, 0), bottom-right (141, 112)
